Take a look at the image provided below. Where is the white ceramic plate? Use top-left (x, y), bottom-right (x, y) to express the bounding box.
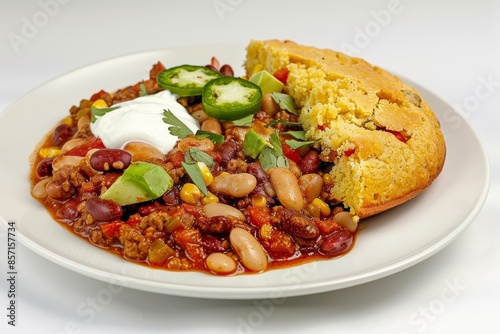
top-left (0, 45), bottom-right (489, 300)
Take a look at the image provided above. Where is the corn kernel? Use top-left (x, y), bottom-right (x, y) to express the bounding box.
top-left (201, 191), bottom-right (219, 205)
top-left (252, 194), bottom-right (267, 207)
top-left (253, 64), bottom-right (264, 74)
top-left (197, 162), bottom-right (213, 186)
top-left (322, 173), bottom-right (333, 184)
top-left (61, 117), bottom-right (73, 127)
top-left (39, 147), bottom-right (61, 159)
top-left (260, 223), bottom-right (273, 240)
top-left (312, 198), bottom-right (331, 217)
top-left (92, 99), bottom-right (108, 109)
top-left (180, 183), bottom-right (202, 205)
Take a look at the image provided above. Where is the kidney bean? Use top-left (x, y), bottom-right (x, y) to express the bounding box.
top-left (230, 228), bottom-right (268, 272)
top-left (209, 173), bottom-right (257, 198)
top-left (206, 253), bottom-right (237, 275)
top-left (298, 150), bottom-right (321, 174)
top-left (196, 216), bottom-right (233, 235)
top-left (278, 207), bottom-right (320, 240)
top-left (52, 124), bottom-right (74, 146)
top-left (85, 197), bottom-right (123, 222)
top-left (219, 64), bottom-right (234, 77)
top-left (36, 158), bottom-right (54, 178)
top-left (89, 149), bottom-right (132, 171)
top-left (319, 230), bottom-right (353, 257)
top-left (46, 180), bottom-right (75, 201)
top-left (269, 167), bottom-right (304, 211)
top-left (55, 199), bottom-right (81, 222)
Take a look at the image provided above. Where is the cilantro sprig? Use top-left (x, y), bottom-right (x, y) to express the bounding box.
top-left (162, 109), bottom-right (194, 139)
top-left (182, 148), bottom-right (214, 196)
top-left (90, 105), bottom-right (119, 123)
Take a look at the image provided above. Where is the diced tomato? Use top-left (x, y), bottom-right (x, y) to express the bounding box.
top-left (281, 141), bottom-right (301, 163)
top-left (166, 149), bottom-right (185, 168)
top-left (248, 205), bottom-right (272, 228)
top-left (100, 220), bottom-right (122, 240)
top-left (273, 68), bottom-right (289, 85)
top-left (90, 89), bottom-right (108, 101)
top-left (344, 148), bottom-right (355, 157)
top-left (318, 125), bottom-right (325, 131)
top-left (126, 214), bottom-right (141, 228)
top-left (64, 137), bottom-right (105, 156)
top-left (386, 130), bottom-right (407, 143)
top-left (182, 203), bottom-right (201, 218)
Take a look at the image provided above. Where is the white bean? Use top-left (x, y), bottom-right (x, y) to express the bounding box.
top-left (230, 228), bottom-right (268, 272)
top-left (209, 173), bottom-right (257, 197)
top-left (31, 177), bottom-right (53, 199)
top-left (206, 253), bottom-right (237, 275)
top-left (203, 202), bottom-right (245, 221)
top-left (269, 167), bottom-right (304, 211)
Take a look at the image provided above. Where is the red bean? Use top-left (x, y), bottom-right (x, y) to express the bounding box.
top-left (319, 230), bottom-right (353, 257)
top-left (46, 180), bottom-right (75, 201)
top-left (298, 150), bottom-right (321, 174)
top-left (219, 64), bottom-right (234, 77)
top-left (55, 199), bottom-right (81, 222)
top-left (52, 124), bottom-right (74, 146)
top-left (36, 158), bottom-right (54, 177)
top-left (89, 149), bottom-right (132, 171)
top-left (85, 197), bottom-right (123, 222)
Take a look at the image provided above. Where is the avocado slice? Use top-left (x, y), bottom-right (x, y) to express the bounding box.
top-left (248, 70), bottom-right (284, 95)
top-left (101, 162), bottom-right (173, 206)
top-left (243, 129), bottom-right (269, 159)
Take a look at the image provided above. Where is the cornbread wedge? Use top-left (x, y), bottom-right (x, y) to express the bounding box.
top-left (245, 39), bottom-right (446, 218)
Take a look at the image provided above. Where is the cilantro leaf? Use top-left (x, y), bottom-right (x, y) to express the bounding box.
top-left (181, 162), bottom-right (209, 196)
top-left (162, 109), bottom-right (194, 139)
top-left (282, 130), bottom-right (306, 140)
top-left (195, 130), bottom-right (224, 144)
top-left (259, 132), bottom-right (289, 170)
top-left (272, 92), bottom-right (298, 115)
top-left (285, 139), bottom-right (317, 149)
top-left (91, 105), bottom-right (119, 123)
top-left (184, 148), bottom-right (214, 167)
top-left (232, 114), bottom-right (254, 127)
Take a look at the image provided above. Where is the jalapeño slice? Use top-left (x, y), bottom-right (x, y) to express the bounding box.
top-left (157, 65), bottom-right (222, 96)
top-left (202, 77), bottom-right (262, 121)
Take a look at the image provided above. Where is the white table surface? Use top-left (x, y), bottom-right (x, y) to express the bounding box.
top-left (1, 0), bottom-right (499, 333)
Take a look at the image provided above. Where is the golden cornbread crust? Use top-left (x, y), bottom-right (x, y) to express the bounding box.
top-left (245, 39), bottom-right (446, 218)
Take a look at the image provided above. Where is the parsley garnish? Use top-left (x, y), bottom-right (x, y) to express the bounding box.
top-left (162, 109), bottom-right (194, 139)
top-left (91, 105), bottom-right (119, 123)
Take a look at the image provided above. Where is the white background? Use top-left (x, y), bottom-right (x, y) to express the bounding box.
top-left (1, 0), bottom-right (499, 333)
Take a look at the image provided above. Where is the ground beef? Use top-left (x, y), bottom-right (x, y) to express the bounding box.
top-left (118, 224), bottom-right (150, 261)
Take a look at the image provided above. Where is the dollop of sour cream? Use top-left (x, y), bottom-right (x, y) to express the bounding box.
top-left (90, 90), bottom-right (200, 154)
